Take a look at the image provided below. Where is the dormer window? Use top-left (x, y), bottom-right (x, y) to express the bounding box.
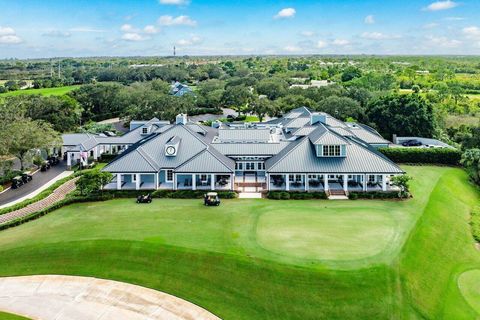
top-left (142, 127), bottom-right (149, 135)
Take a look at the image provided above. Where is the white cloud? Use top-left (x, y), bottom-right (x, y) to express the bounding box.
top-left (360, 32), bottom-right (401, 40)
top-left (332, 39), bottom-right (350, 46)
top-left (158, 15), bottom-right (197, 26)
top-left (120, 24), bottom-right (136, 32)
top-left (424, 0), bottom-right (459, 11)
top-left (159, 0), bottom-right (189, 5)
top-left (444, 16), bottom-right (465, 21)
top-left (364, 15), bottom-right (375, 24)
top-left (426, 35), bottom-right (461, 47)
top-left (69, 27), bottom-right (105, 33)
top-left (144, 25), bottom-right (160, 34)
top-left (274, 8), bottom-right (296, 19)
top-left (300, 31), bottom-right (315, 37)
top-left (176, 35), bottom-right (202, 46)
top-left (284, 45), bottom-right (301, 52)
top-left (0, 26), bottom-right (22, 44)
top-left (317, 40), bottom-right (328, 48)
top-left (463, 26), bottom-right (480, 39)
top-left (423, 22), bottom-right (439, 29)
top-left (122, 33), bottom-right (149, 41)
top-left (42, 30), bottom-right (71, 37)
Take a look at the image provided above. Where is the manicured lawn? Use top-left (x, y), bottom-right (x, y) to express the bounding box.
top-left (0, 312), bottom-right (30, 320)
top-left (0, 85), bottom-right (81, 97)
top-left (458, 269), bottom-right (480, 313)
top-left (0, 166), bottom-right (478, 319)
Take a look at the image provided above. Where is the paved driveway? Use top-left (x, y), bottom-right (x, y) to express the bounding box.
top-left (0, 161), bottom-right (68, 207)
top-left (0, 275), bottom-right (221, 320)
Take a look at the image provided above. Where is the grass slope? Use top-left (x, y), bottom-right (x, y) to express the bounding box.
top-left (0, 312), bottom-right (30, 320)
top-left (0, 85), bottom-right (80, 97)
top-left (0, 166), bottom-right (477, 319)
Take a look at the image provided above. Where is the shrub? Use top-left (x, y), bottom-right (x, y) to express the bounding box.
top-left (267, 191), bottom-right (327, 200)
top-left (99, 153), bottom-right (118, 162)
top-left (348, 191), bottom-right (401, 200)
top-left (0, 170), bottom-right (22, 185)
top-left (471, 207), bottom-right (480, 243)
top-left (379, 147), bottom-right (461, 165)
top-left (0, 185), bottom-right (3, 192)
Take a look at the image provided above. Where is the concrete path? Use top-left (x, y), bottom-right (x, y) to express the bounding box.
top-left (0, 275), bottom-right (221, 320)
top-left (0, 161), bottom-right (68, 207)
top-left (0, 178), bottom-right (78, 225)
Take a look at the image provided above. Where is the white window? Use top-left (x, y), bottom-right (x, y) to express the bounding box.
top-left (132, 174), bottom-right (137, 182)
top-left (322, 145), bottom-right (341, 157)
top-left (238, 163), bottom-right (243, 170)
top-left (289, 175), bottom-right (295, 182)
top-left (166, 170), bottom-right (173, 182)
top-left (295, 175), bottom-right (302, 182)
top-left (142, 127), bottom-right (148, 134)
top-left (200, 174), bottom-right (208, 181)
top-left (369, 175), bottom-right (376, 182)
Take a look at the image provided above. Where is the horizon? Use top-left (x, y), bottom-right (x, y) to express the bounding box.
top-left (1, 0), bottom-right (480, 59)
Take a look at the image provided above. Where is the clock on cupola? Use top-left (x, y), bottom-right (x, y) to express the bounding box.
top-left (165, 136), bottom-right (181, 157)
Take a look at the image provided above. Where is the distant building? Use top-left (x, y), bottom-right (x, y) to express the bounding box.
top-left (170, 81), bottom-right (194, 97)
top-left (290, 80), bottom-right (335, 89)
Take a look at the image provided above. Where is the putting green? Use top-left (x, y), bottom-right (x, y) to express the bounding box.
top-left (256, 207), bottom-right (397, 261)
top-left (458, 269), bottom-right (480, 313)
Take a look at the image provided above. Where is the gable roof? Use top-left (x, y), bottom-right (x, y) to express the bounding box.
top-left (175, 149), bottom-right (234, 173)
top-left (308, 124), bottom-right (350, 145)
top-left (265, 137), bottom-right (403, 174)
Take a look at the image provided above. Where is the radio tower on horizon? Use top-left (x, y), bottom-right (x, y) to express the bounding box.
top-left (173, 46), bottom-right (176, 57)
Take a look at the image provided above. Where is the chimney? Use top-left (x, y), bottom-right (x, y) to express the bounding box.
top-left (310, 112), bottom-right (326, 125)
top-left (175, 113), bottom-right (188, 125)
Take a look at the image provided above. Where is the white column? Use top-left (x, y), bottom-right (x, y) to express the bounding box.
top-left (93, 147), bottom-right (98, 160)
top-left (363, 175), bottom-right (368, 191)
top-left (116, 174), bottom-right (122, 190)
top-left (285, 174), bottom-right (290, 191)
top-left (192, 174), bottom-right (196, 190)
top-left (173, 174), bottom-right (177, 190)
top-left (230, 174), bottom-right (234, 190)
top-left (211, 174), bottom-right (215, 190)
top-left (324, 174), bottom-right (329, 191)
top-left (343, 174), bottom-right (348, 191)
top-left (154, 173), bottom-right (158, 190)
top-left (135, 174), bottom-right (141, 190)
top-left (67, 152), bottom-right (72, 168)
top-left (267, 174), bottom-right (270, 191)
top-left (305, 174), bottom-right (308, 191)
top-left (382, 174), bottom-right (387, 191)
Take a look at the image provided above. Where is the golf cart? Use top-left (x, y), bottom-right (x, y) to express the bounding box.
top-left (136, 194), bottom-right (152, 204)
top-left (41, 161), bottom-right (51, 172)
top-left (204, 192), bottom-right (220, 206)
top-left (21, 172), bottom-right (33, 184)
top-left (11, 176), bottom-right (24, 189)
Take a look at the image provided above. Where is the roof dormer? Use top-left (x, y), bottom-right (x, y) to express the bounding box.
top-left (141, 125), bottom-right (151, 135)
top-left (165, 136), bottom-right (181, 157)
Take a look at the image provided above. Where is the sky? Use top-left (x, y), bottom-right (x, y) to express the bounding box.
top-left (1, 0), bottom-right (480, 58)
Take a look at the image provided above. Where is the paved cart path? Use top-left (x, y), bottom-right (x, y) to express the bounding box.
top-left (0, 275), bottom-right (221, 320)
top-left (0, 178), bottom-right (78, 225)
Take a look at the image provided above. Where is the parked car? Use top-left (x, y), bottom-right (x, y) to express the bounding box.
top-left (401, 139), bottom-right (422, 147)
top-left (204, 192), bottom-right (220, 206)
top-left (11, 176), bottom-right (24, 189)
top-left (136, 194), bottom-right (152, 204)
top-left (21, 172), bottom-right (33, 184)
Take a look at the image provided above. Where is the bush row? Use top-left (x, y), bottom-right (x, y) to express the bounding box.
top-left (99, 189), bottom-right (238, 199)
top-left (267, 191), bottom-right (328, 200)
top-left (348, 191), bottom-right (401, 200)
top-left (471, 207), bottom-right (480, 243)
top-left (379, 147), bottom-right (461, 165)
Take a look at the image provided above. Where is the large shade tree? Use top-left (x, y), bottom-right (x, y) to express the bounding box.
top-left (366, 94), bottom-right (437, 139)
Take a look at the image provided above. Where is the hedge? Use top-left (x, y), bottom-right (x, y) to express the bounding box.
top-left (471, 207), bottom-right (480, 243)
top-left (348, 191), bottom-right (401, 200)
top-left (378, 147), bottom-right (461, 165)
top-left (99, 154), bottom-right (117, 162)
top-left (96, 189), bottom-right (238, 199)
top-left (267, 191), bottom-right (328, 200)
top-left (0, 170), bottom-right (23, 185)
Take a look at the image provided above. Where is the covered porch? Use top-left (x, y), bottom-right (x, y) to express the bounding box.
top-left (267, 173), bottom-right (400, 193)
top-left (175, 173), bottom-right (234, 191)
top-left (104, 173), bottom-right (157, 190)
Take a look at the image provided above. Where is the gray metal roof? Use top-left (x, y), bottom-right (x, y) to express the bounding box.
top-left (291, 126), bottom-right (318, 136)
top-left (308, 125), bottom-right (349, 145)
top-left (347, 124), bottom-right (391, 144)
top-left (213, 141), bottom-right (289, 156)
top-left (217, 128), bottom-right (271, 142)
top-left (175, 149), bottom-right (234, 173)
top-left (62, 133), bottom-right (97, 147)
top-left (266, 137), bottom-right (403, 174)
top-left (284, 117), bottom-right (311, 129)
